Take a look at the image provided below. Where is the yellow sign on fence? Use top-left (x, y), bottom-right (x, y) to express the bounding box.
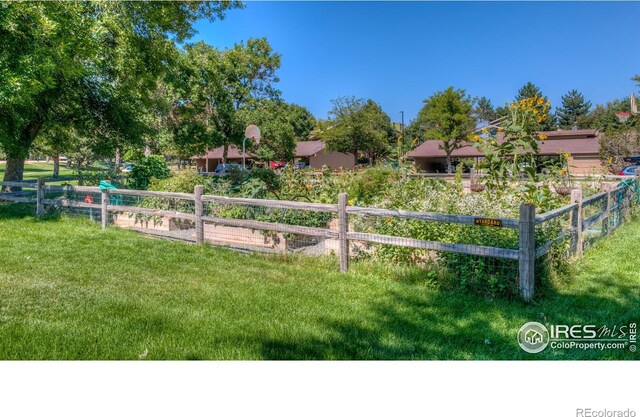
top-left (474, 217), bottom-right (503, 228)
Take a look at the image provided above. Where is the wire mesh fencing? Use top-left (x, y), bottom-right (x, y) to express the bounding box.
top-left (42, 185), bottom-right (103, 221)
top-left (345, 209), bottom-right (521, 297)
top-left (534, 178), bottom-right (640, 288)
top-left (102, 189), bottom-right (198, 241)
top-left (201, 196), bottom-right (339, 254)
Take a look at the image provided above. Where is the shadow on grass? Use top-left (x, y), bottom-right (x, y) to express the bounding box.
top-left (0, 203), bottom-right (61, 222)
top-left (2, 201), bottom-right (636, 360)
top-left (258, 277), bottom-right (639, 360)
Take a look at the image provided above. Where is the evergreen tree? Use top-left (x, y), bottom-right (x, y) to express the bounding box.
top-left (474, 97), bottom-right (496, 124)
top-left (556, 90), bottom-right (592, 129)
top-left (495, 105), bottom-right (510, 120)
top-left (515, 82), bottom-right (555, 130)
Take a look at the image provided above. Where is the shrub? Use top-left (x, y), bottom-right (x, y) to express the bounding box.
top-left (76, 169), bottom-right (122, 187)
top-left (345, 166), bottom-right (396, 206)
top-left (249, 167), bottom-right (280, 194)
top-left (135, 170), bottom-right (212, 227)
top-left (349, 177), bottom-right (567, 298)
top-left (148, 169), bottom-right (211, 194)
top-left (128, 155), bottom-right (170, 189)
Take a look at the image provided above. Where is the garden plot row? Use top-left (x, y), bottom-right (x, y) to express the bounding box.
top-left (2, 177), bottom-right (639, 301)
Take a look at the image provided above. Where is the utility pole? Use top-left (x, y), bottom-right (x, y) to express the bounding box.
top-left (399, 110), bottom-right (405, 163)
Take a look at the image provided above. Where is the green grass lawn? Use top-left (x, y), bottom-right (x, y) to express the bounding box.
top-left (0, 203), bottom-right (638, 360)
top-left (0, 161), bottom-right (76, 181)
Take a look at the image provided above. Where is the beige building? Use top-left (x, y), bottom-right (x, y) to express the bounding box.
top-left (295, 141), bottom-right (355, 169)
top-left (407, 129), bottom-right (605, 175)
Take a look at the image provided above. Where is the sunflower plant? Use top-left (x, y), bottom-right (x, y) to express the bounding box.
top-left (472, 96), bottom-right (561, 211)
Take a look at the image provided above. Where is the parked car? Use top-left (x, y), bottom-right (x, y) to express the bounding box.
top-left (617, 165), bottom-right (640, 176)
top-left (214, 163), bottom-right (248, 177)
top-left (121, 163), bottom-right (135, 173)
top-left (294, 161), bottom-right (307, 170)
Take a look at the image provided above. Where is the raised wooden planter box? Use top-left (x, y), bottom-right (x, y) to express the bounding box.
top-left (111, 210), bottom-right (339, 254)
top-left (200, 218), bottom-right (341, 254)
top-left (112, 213), bottom-right (188, 232)
top-left (203, 223), bottom-right (286, 251)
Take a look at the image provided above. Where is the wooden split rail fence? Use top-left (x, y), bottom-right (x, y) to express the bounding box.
top-left (2, 177), bottom-right (639, 301)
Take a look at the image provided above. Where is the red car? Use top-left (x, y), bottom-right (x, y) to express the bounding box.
top-left (269, 161), bottom-right (286, 170)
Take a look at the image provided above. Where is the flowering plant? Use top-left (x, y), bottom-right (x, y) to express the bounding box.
top-left (472, 96), bottom-right (561, 210)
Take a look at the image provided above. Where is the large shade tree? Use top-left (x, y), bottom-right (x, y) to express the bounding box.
top-left (0, 1), bottom-right (240, 184)
top-left (239, 101), bottom-right (315, 162)
top-left (320, 97), bottom-right (393, 165)
top-left (409, 87), bottom-right (475, 173)
top-left (169, 38), bottom-right (281, 164)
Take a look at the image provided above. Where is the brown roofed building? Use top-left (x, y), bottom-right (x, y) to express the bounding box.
top-left (406, 129), bottom-right (604, 175)
top-left (191, 145), bottom-right (251, 173)
top-left (295, 140), bottom-right (355, 169)
top-left (191, 140), bottom-right (355, 172)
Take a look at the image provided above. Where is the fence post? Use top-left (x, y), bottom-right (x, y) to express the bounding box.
top-left (101, 188), bottom-right (108, 230)
top-left (338, 192), bottom-right (349, 272)
top-left (36, 178), bottom-right (45, 216)
top-left (600, 183), bottom-right (612, 237)
top-left (518, 203), bottom-right (536, 302)
top-left (570, 189), bottom-right (583, 257)
top-left (194, 185), bottom-right (204, 244)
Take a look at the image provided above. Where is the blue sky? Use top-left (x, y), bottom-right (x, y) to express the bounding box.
top-left (192, 1), bottom-right (640, 123)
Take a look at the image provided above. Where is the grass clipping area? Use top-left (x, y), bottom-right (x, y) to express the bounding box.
top-left (0, 203), bottom-right (638, 360)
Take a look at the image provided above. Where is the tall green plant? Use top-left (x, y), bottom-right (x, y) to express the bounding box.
top-left (129, 155), bottom-right (170, 190)
top-left (472, 96), bottom-right (560, 211)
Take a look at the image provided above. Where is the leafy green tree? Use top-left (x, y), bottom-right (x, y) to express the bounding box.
top-left (410, 87), bottom-right (475, 173)
top-left (556, 90), bottom-right (592, 129)
top-left (599, 128), bottom-right (640, 174)
top-left (0, 1), bottom-right (240, 184)
top-left (240, 100), bottom-right (297, 162)
top-left (474, 96), bottom-right (497, 124)
top-left (320, 97), bottom-right (394, 165)
top-left (287, 104), bottom-right (316, 141)
top-left (577, 98), bottom-right (633, 131)
top-left (170, 38), bottom-right (281, 164)
top-left (515, 82), bottom-right (555, 130)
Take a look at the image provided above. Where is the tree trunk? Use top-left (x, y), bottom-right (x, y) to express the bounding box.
top-left (353, 147), bottom-right (358, 166)
top-left (1, 117), bottom-right (45, 190)
top-left (114, 148), bottom-right (120, 173)
top-left (52, 148), bottom-right (60, 178)
top-left (222, 143), bottom-right (229, 166)
top-left (446, 153), bottom-right (453, 174)
top-left (2, 158), bottom-right (25, 190)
